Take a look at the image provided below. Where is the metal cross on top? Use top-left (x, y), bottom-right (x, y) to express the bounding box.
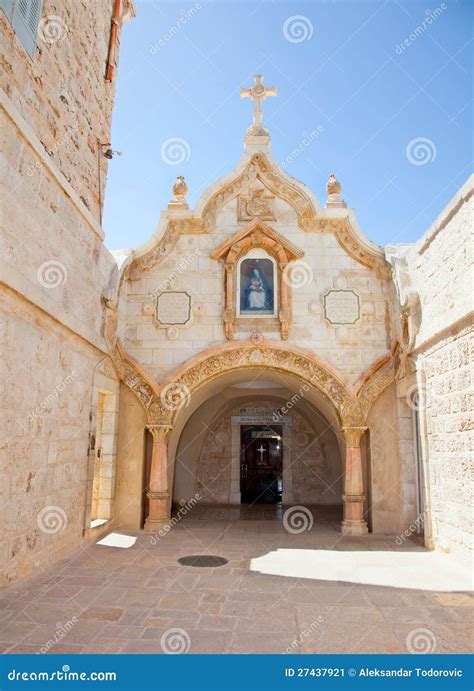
top-left (240, 74), bottom-right (277, 133)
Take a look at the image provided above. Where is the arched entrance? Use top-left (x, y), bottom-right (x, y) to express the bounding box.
top-left (172, 387), bottom-right (344, 513)
top-left (139, 340), bottom-right (372, 536)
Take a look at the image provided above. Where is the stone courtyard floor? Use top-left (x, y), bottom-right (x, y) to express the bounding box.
top-left (0, 505), bottom-right (472, 655)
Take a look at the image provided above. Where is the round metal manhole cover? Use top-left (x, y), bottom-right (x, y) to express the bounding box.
top-left (178, 555), bottom-right (228, 568)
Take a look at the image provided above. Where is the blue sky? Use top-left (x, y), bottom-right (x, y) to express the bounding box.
top-left (103, 0), bottom-right (472, 251)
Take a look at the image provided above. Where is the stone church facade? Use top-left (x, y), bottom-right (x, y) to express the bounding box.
top-left (0, 2), bottom-right (472, 588)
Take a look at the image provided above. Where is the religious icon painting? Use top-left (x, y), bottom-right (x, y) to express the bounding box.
top-left (238, 256), bottom-right (276, 316)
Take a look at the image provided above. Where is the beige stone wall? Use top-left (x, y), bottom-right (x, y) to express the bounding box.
top-left (0, 109), bottom-right (121, 581)
top-left (366, 384), bottom-right (403, 534)
top-left (195, 411), bottom-right (232, 504)
top-left (0, 0), bottom-right (119, 220)
top-left (0, 1), bottom-right (130, 585)
top-left (172, 394), bottom-right (227, 504)
top-left (114, 384), bottom-right (147, 530)
top-left (392, 177), bottom-right (473, 560)
top-left (406, 182), bottom-right (472, 349)
top-left (394, 383), bottom-right (419, 531)
top-left (0, 288), bottom-right (120, 585)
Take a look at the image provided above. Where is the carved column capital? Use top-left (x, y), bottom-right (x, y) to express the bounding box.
top-left (341, 426), bottom-right (367, 447)
top-left (146, 424), bottom-right (173, 444)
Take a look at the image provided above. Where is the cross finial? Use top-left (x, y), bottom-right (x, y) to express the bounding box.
top-left (240, 74), bottom-right (277, 136)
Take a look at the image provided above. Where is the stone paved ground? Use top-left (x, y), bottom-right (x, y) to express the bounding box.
top-left (0, 506), bottom-right (472, 655)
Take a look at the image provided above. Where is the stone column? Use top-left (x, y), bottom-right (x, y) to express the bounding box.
top-left (144, 424), bottom-right (173, 532)
top-left (341, 426), bottom-right (368, 536)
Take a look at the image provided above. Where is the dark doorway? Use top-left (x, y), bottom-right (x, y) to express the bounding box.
top-left (240, 425), bottom-right (283, 504)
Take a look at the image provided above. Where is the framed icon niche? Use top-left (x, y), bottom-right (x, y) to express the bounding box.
top-left (210, 219), bottom-right (305, 340)
top-left (237, 250), bottom-right (277, 318)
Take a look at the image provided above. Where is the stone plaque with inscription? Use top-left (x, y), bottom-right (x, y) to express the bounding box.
top-left (323, 290), bottom-right (360, 325)
top-left (156, 291), bottom-right (191, 327)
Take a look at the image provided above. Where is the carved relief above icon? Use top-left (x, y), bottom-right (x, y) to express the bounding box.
top-left (237, 187), bottom-right (276, 222)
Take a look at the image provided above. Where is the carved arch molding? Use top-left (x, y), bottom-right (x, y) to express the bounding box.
top-left (113, 340), bottom-right (395, 430)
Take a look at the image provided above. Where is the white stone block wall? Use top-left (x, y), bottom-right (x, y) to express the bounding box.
top-left (416, 326), bottom-right (473, 559)
top-left (397, 177), bottom-right (473, 560)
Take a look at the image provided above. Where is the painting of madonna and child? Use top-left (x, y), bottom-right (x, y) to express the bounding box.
top-left (239, 257), bottom-right (276, 316)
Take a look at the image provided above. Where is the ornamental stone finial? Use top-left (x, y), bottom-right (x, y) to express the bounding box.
top-left (325, 173), bottom-right (346, 209)
top-left (169, 176), bottom-right (188, 209)
top-left (327, 173), bottom-right (341, 196)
